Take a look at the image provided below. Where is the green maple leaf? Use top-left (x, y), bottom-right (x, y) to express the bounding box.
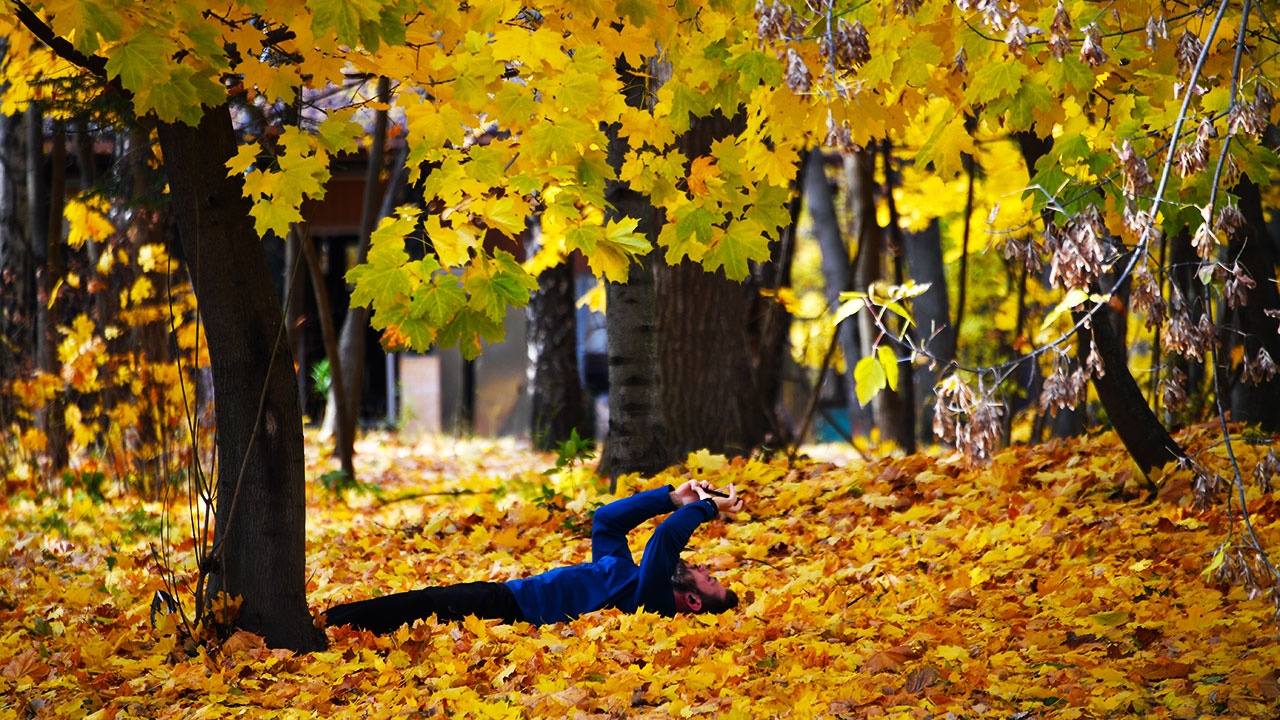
top-left (916, 112), bottom-right (973, 178)
top-left (463, 250), bottom-right (537, 321)
top-left (494, 83), bottom-right (538, 124)
top-left (663, 207), bottom-right (715, 263)
top-left (411, 272), bottom-right (466, 329)
top-left (1004, 81), bottom-right (1053, 132)
top-left (438, 306), bottom-right (506, 360)
top-left (347, 224), bottom-right (413, 309)
top-left (136, 65), bottom-right (206, 124)
top-left (310, 0), bottom-right (365, 44)
top-left (1049, 56), bottom-right (1096, 95)
top-left (105, 30), bottom-right (171, 100)
top-left (370, 298), bottom-right (436, 351)
top-left (76, 0), bottom-right (124, 52)
top-left (316, 112), bottom-right (365, 154)
top-left (964, 61), bottom-right (1028, 106)
top-left (667, 84), bottom-right (710, 133)
top-left (550, 70), bottom-right (602, 112)
top-left (616, 0), bottom-right (656, 25)
top-left (482, 195), bottom-right (530, 237)
top-left (702, 218), bottom-right (769, 281)
top-left (728, 49), bottom-right (782, 90)
top-left (565, 224), bottom-right (604, 255)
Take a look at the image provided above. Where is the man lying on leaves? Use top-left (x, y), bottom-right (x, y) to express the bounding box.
top-left (324, 480), bottom-right (744, 633)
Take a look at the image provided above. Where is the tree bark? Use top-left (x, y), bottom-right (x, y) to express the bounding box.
top-left (901, 219), bottom-right (955, 444)
top-left (655, 110), bottom-right (773, 459)
top-left (656, 257), bottom-right (768, 458)
top-left (325, 77), bottom-right (394, 464)
top-left (526, 232), bottom-right (587, 451)
top-left (156, 105), bottom-right (325, 652)
top-left (1226, 175), bottom-right (1280, 430)
top-left (0, 92), bottom-right (28, 394)
top-left (598, 56), bottom-right (669, 481)
top-left (301, 231), bottom-right (355, 479)
top-left (599, 233), bottom-right (667, 481)
top-left (808, 148), bottom-right (865, 438)
top-left (36, 116), bottom-right (69, 474)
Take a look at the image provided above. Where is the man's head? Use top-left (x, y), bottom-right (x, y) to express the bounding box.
top-left (672, 560), bottom-right (738, 614)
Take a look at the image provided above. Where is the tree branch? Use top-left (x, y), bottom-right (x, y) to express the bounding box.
top-left (12, 0), bottom-right (110, 78)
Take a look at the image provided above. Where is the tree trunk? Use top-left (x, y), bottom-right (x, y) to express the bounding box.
top-left (656, 257), bottom-right (768, 458)
top-left (598, 56), bottom-right (669, 481)
top-left (808, 148), bottom-right (865, 438)
top-left (301, 231), bottom-right (355, 479)
top-left (526, 223), bottom-right (587, 450)
top-left (156, 105), bottom-right (325, 652)
top-left (1226, 175), bottom-right (1280, 431)
top-left (901, 219), bottom-right (955, 444)
top-left (325, 78), bottom-right (393, 464)
top-left (284, 230), bottom-right (308, 421)
top-left (0, 94), bottom-right (33, 399)
top-left (1075, 296), bottom-right (1186, 479)
top-left (599, 237), bottom-right (667, 481)
top-left (654, 110), bottom-right (773, 459)
top-left (880, 142), bottom-right (918, 453)
top-left (36, 116), bottom-right (69, 475)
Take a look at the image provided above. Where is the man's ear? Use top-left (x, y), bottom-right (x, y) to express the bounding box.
top-left (680, 591), bottom-right (703, 613)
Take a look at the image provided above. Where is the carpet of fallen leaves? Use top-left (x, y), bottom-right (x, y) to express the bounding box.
top-left (4, 426), bottom-right (1280, 719)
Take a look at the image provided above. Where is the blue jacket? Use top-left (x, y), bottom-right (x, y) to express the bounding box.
top-left (504, 486), bottom-right (718, 624)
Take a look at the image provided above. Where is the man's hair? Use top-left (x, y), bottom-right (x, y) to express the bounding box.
top-left (672, 560), bottom-right (739, 614)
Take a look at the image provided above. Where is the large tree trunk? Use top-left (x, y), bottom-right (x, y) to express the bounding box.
top-left (655, 110), bottom-right (773, 459)
top-left (599, 236), bottom-right (667, 480)
top-left (156, 105), bottom-right (325, 652)
top-left (598, 57), bottom-right (669, 481)
top-left (656, 258), bottom-right (769, 458)
top-left (526, 226), bottom-right (587, 450)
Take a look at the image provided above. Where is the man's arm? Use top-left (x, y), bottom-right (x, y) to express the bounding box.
top-left (590, 486), bottom-right (678, 562)
top-left (632, 500), bottom-right (719, 616)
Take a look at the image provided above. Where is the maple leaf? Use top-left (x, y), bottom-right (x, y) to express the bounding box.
top-left (702, 218), bottom-right (770, 281)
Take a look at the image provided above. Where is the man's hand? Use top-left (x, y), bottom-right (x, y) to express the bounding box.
top-left (695, 482), bottom-right (745, 515)
top-left (671, 479), bottom-right (710, 508)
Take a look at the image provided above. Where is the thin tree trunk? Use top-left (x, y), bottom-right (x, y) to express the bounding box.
top-left (156, 105), bottom-right (325, 652)
top-left (1223, 177), bottom-right (1280, 429)
top-left (325, 77), bottom-right (393, 462)
top-left (0, 92), bottom-right (28, 396)
top-left (37, 118), bottom-right (69, 474)
top-left (285, 230), bottom-right (307, 415)
top-left (1075, 294), bottom-right (1186, 480)
top-left (849, 148), bottom-right (908, 445)
top-left (902, 219), bottom-right (955, 444)
top-left (301, 231), bottom-right (354, 479)
top-left (526, 223), bottom-right (587, 450)
top-left (808, 148), bottom-right (864, 438)
top-left (880, 142), bottom-right (917, 453)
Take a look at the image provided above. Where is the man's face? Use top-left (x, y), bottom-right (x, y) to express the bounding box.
top-left (678, 561), bottom-right (728, 603)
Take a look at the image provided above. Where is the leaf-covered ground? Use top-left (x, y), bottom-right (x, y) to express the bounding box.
top-left (4, 428), bottom-right (1280, 718)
